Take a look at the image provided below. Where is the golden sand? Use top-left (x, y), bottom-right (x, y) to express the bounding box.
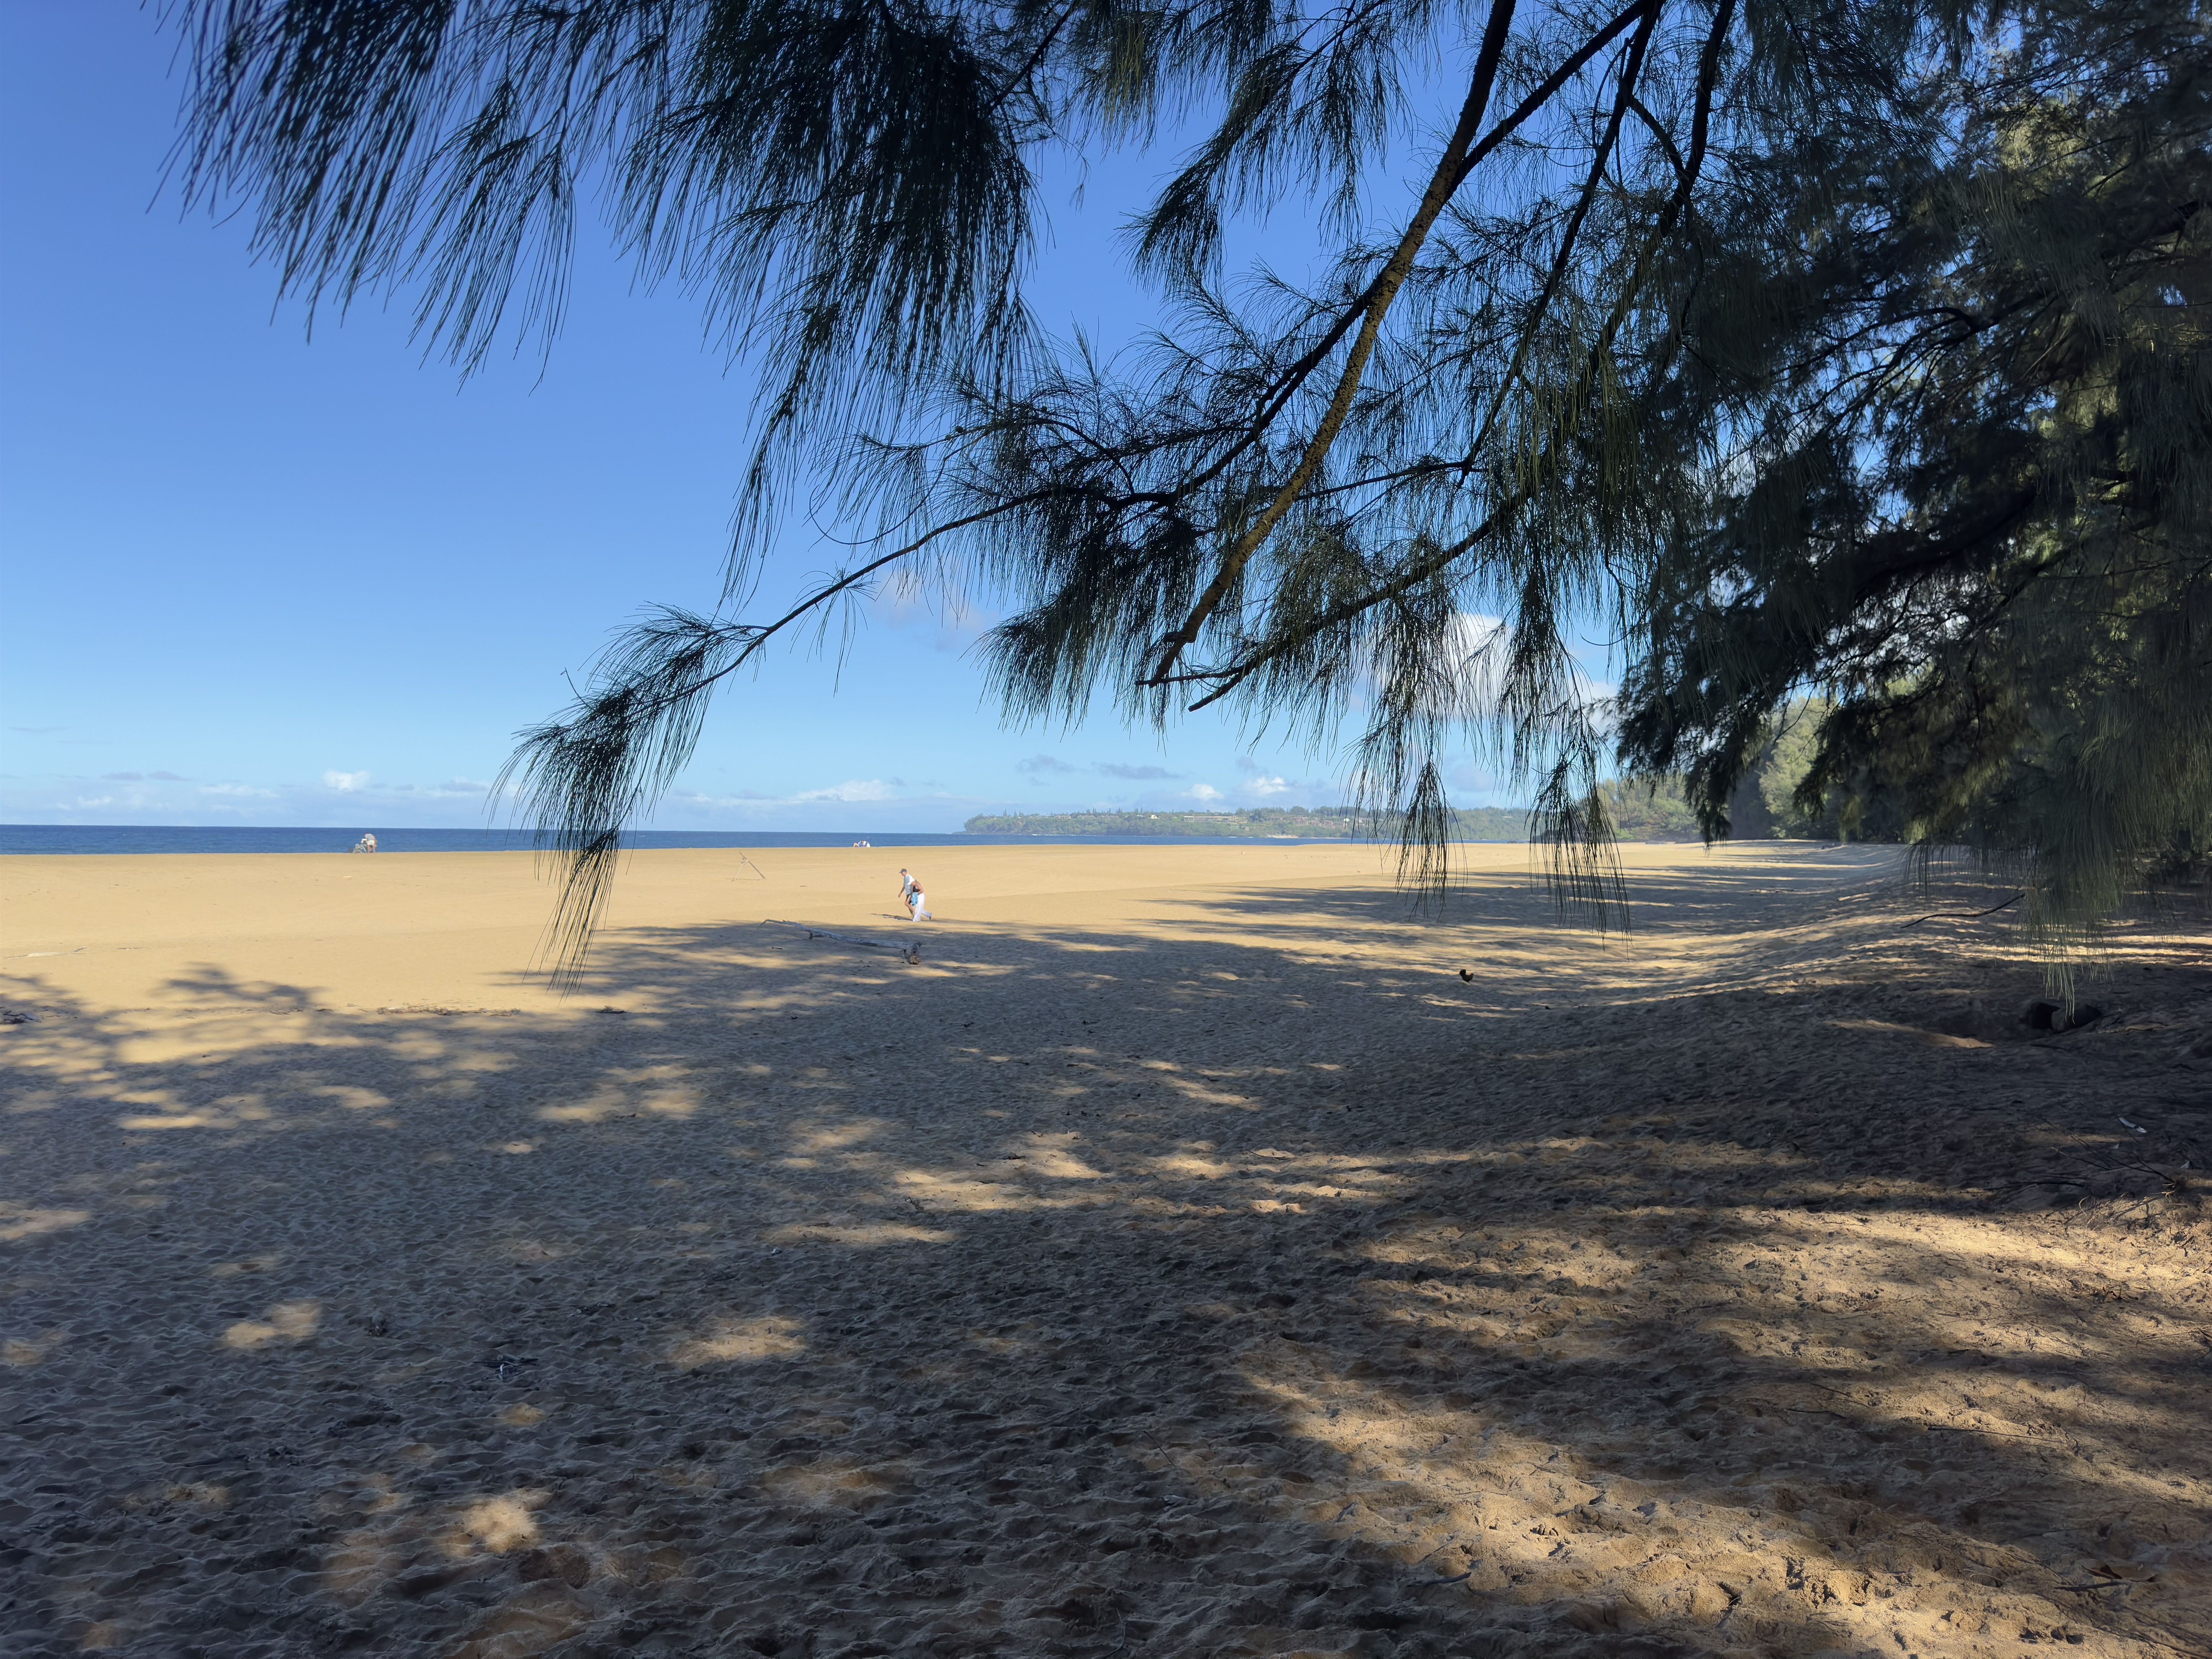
top-left (2, 842), bottom-right (2207, 1659)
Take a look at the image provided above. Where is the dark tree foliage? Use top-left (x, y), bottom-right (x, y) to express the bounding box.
top-left (168, 0), bottom-right (2210, 980)
top-left (1616, 1), bottom-right (2212, 975)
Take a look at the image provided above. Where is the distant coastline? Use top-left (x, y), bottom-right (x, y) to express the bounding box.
top-left (962, 805), bottom-right (1528, 840)
top-left (964, 791), bottom-right (1716, 841)
top-left (4, 781), bottom-right (1727, 854)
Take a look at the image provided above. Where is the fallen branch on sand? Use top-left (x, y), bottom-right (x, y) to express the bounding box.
top-left (763, 920), bottom-right (922, 966)
top-left (1902, 891), bottom-right (2023, 926)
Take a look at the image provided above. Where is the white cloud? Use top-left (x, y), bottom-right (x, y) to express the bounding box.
top-left (875, 581), bottom-right (997, 653)
top-left (1187, 783), bottom-right (1223, 802)
top-left (670, 787), bottom-right (775, 806)
top-left (323, 769), bottom-right (370, 792)
top-left (792, 778), bottom-right (899, 803)
top-left (1453, 611), bottom-right (1508, 651)
top-left (203, 783), bottom-right (276, 798)
top-left (1245, 774), bottom-right (1292, 797)
top-left (73, 795), bottom-right (114, 808)
top-left (1450, 610), bottom-right (1616, 712)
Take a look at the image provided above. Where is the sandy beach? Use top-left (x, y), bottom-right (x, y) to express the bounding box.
top-left (2, 841), bottom-right (2207, 1659)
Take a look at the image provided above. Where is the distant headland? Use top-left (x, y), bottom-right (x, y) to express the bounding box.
top-left (961, 790), bottom-right (1707, 842)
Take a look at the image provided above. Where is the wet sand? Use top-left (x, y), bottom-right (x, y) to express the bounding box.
top-left (2, 842), bottom-right (2208, 1659)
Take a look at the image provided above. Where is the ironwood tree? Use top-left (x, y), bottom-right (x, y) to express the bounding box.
top-left (171, 0), bottom-right (2211, 973)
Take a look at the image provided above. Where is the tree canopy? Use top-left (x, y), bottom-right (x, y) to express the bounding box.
top-left (171, 0), bottom-right (2211, 976)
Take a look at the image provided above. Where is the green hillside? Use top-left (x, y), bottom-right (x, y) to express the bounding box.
top-left (965, 703), bottom-right (1900, 843)
top-left (960, 805), bottom-right (1534, 839)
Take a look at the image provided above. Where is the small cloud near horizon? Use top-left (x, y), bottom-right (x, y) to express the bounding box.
top-left (1188, 783), bottom-right (1224, 802)
top-left (1232, 757), bottom-right (1297, 796)
top-left (793, 779), bottom-right (901, 803)
top-left (670, 787), bottom-right (775, 805)
top-left (1022, 756), bottom-right (1182, 782)
top-left (324, 769), bottom-right (370, 792)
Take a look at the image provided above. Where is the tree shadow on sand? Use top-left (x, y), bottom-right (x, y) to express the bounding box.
top-left (1, 873), bottom-right (2207, 1659)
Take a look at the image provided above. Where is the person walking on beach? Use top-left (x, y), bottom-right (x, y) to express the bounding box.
top-left (908, 876), bottom-right (933, 922)
top-left (896, 868), bottom-right (916, 914)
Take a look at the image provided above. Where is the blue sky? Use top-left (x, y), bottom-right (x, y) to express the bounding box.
top-left (0, 5), bottom-right (1537, 831)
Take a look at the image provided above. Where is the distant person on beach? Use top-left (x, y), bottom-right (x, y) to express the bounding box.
top-left (908, 877), bottom-right (933, 921)
top-left (897, 868), bottom-right (915, 912)
top-left (351, 833), bottom-right (378, 853)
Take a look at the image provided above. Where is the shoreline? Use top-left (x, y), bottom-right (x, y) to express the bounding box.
top-left (0, 825), bottom-right (1449, 856)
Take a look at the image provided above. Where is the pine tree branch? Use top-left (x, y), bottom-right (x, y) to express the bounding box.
top-left (1140, 0), bottom-right (1693, 688)
top-left (1179, 0), bottom-right (1736, 715)
top-left (1155, 0), bottom-right (1656, 519)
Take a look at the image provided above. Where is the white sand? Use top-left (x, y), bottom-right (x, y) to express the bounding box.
top-left (2, 842), bottom-right (2207, 1659)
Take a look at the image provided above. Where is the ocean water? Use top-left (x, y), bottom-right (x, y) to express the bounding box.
top-left (0, 824), bottom-right (1381, 855)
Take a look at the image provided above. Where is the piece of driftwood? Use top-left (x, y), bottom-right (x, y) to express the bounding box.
top-left (763, 920), bottom-right (922, 965)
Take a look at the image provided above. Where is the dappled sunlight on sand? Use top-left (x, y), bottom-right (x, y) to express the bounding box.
top-left (760, 1221), bottom-right (960, 1248)
top-left (0, 1203), bottom-right (92, 1242)
top-left (220, 1298), bottom-right (322, 1349)
top-left (447, 1489), bottom-right (552, 1556)
top-left (2, 843), bottom-right (2206, 1656)
top-left (667, 1314), bottom-right (808, 1370)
